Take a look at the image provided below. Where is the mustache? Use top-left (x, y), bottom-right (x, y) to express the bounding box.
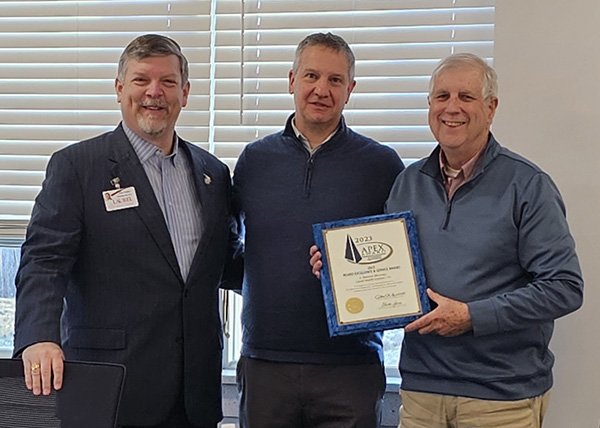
top-left (139, 100), bottom-right (168, 109)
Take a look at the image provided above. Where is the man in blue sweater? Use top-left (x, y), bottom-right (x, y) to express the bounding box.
top-left (367, 53), bottom-right (581, 427)
top-left (232, 33), bottom-right (404, 427)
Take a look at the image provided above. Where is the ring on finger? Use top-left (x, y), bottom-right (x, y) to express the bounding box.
top-left (30, 362), bottom-right (41, 374)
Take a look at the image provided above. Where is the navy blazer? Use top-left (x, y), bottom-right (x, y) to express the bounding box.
top-left (14, 124), bottom-right (243, 426)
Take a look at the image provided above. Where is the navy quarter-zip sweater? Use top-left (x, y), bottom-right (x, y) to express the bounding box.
top-left (233, 115), bottom-right (404, 364)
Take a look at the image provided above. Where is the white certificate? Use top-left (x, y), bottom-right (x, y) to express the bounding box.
top-left (313, 211), bottom-right (429, 336)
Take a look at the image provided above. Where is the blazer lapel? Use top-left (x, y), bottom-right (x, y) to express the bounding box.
top-left (107, 126), bottom-right (183, 282)
top-left (182, 142), bottom-right (218, 283)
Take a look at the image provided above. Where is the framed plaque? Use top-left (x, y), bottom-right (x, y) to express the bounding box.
top-left (312, 211), bottom-right (430, 336)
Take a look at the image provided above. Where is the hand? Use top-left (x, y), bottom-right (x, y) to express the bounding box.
top-left (22, 342), bottom-right (65, 395)
top-left (404, 289), bottom-right (472, 337)
top-left (309, 245), bottom-right (323, 279)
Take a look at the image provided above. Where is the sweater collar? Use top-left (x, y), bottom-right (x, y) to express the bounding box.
top-left (421, 133), bottom-right (501, 180)
top-left (283, 114), bottom-right (348, 152)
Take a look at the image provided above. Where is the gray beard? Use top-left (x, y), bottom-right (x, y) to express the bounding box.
top-left (137, 116), bottom-right (167, 137)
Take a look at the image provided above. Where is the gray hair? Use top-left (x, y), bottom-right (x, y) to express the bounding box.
top-left (117, 34), bottom-right (189, 86)
top-left (429, 53), bottom-right (498, 100)
top-left (292, 32), bottom-right (355, 81)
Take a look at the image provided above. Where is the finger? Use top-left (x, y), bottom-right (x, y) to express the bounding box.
top-left (312, 260), bottom-right (322, 277)
top-left (405, 312), bottom-right (434, 333)
top-left (309, 245), bottom-right (318, 256)
top-left (417, 320), bottom-right (438, 335)
top-left (426, 288), bottom-right (440, 301)
top-left (30, 361), bottom-right (42, 395)
top-left (309, 251), bottom-right (322, 267)
top-left (23, 360), bottom-right (33, 390)
top-left (52, 357), bottom-right (64, 391)
top-left (404, 319), bottom-right (421, 333)
top-left (40, 357), bottom-right (53, 395)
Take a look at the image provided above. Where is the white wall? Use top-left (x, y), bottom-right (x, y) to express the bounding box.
top-left (493, 1), bottom-right (600, 427)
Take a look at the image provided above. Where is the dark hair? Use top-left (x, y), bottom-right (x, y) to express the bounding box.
top-left (292, 32), bottom-right (355, 81)
top-left (117, 34), bottom-right (189, 85)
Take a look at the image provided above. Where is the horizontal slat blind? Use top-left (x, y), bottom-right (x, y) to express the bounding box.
top-left (0, 0), bottom-right (495, 238)
top-left (212, 0), bottom-right (495, 167)
top-left (0, 0), bottom-right (212, 236)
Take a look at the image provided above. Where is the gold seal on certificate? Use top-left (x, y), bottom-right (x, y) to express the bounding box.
top-left (313, 211), bottom-right (430, 336)
top-left (345, 297), bottom-right (364, 314)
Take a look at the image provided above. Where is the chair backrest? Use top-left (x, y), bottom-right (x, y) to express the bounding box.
top-left (0, 358), bottom-right (125, 428)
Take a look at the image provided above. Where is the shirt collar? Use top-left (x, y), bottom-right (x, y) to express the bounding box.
top-left (439, 141), bottom-right (487, 182)
top-left (291, 118), bottom-right (340, 154)
top-left (122, 122), bottom-right (180, 164)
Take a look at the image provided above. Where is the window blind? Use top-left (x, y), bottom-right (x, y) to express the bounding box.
top-left (0, 0), bottom-right (213, 237)
top-left (0, 0), bottom-right (495, 239)
top-left (212, 0), bottom-right (495, 168)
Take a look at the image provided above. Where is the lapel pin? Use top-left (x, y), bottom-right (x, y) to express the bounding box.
top-left (203, 174), bottom-right (212, 185)
top-left (110, 177), bottom-right (121, 189)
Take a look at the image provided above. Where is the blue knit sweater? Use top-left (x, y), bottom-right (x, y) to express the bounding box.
top-left (385, 134), bottom-right (583, 400)
top-left (233, 115), bottom-right (404, 364)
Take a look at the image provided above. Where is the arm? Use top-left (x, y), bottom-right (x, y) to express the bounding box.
top-left (220, 150), bottom-right (248, 293)
top-left (467, 172), bottom-right (583, 336)
top-left (219, 213), bottom-right (244, 292)
top-left (14, 150), bottom-right (84, 394)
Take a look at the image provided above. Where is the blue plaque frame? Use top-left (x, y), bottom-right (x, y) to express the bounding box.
top-left (313, 211), bottom-right (430, 336)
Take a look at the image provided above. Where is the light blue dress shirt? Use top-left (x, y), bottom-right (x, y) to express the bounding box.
top-left (123, 123), bottom-right (202, 281)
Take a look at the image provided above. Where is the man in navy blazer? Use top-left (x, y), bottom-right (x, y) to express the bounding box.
top-left (13, 34), bottom-right (242, 428)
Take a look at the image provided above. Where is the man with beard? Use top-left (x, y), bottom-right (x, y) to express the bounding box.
top-left (13, 34), bottom-right (243, 428)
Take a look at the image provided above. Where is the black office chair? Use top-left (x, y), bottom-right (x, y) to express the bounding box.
top-left (0, 358), bottom-right (125, 428)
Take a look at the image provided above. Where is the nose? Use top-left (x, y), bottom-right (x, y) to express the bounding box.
top-left (145, 80), bottom-right (164, 98)
top-left (444, 95), bottom-right (461, 112)
top-left (314, 78), bottom-right (328, 97)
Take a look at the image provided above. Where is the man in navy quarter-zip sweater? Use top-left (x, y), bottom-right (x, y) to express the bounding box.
top-left (232, 33), bottom-right (404, 428)
top-left (313, 53), bottom-right (583, 428)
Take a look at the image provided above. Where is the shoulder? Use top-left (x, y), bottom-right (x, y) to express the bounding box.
top-left (487, 143), bottom-right (556, 192)
top-left (343, 129), bottom-right (405, 168)
top-left (47, 130), bottom-right (122, 173)
top-left (183, 140), bottom-right (224, 164)
top-left (495, 145), bottom-right (545, 175)
top-left (56, 127), bottom-right (125, 159)
top-left (242, 130), bottom-right (288, 154)
top-left (483, 135), bottom-right (544, 178)
top-left (235, 130), bottom-right (291, 169)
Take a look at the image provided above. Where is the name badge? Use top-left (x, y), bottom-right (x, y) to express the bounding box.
top-left (103, 186), bottom-right (139, 212)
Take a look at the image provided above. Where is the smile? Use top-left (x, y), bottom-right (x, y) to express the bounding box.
top-left (442, 120), bottom-right (466, 127)
top-left (140, 102), bottom-right (167, 112)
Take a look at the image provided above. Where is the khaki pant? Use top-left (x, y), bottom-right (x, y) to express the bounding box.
top-left (399, 390), bottom-right (551, 428)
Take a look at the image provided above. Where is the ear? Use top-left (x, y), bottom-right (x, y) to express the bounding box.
top-left (288, 70), bottom-right (295, 94)
top-left (182, 81), bottom-right (191, 108)
top-left (345, 80), bottom-right (357, 104)
top-left (115, 77), bottom-right (123, 103)
top-left (487, 97), bottom-right (499, 123)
